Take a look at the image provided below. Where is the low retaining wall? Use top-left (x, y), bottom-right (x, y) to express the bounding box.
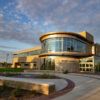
top-left (0, 76), bottom-right (55, 95)
top-left (0, 80), bottom-right (3, 86)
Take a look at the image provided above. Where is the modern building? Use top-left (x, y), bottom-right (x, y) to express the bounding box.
top-left (12, 31), bottom-right (100, 73)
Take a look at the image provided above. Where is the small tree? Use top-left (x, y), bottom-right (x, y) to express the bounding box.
top-left (95, 62), bottom-right (100, 72)
top-left (2, 62), bottom-right (7, 67)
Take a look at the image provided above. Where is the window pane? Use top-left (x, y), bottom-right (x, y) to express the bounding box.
top-left (42, 37), bottom-right (87, 53)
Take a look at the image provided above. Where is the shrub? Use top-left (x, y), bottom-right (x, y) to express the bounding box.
top-left (0, 83), bottom-right (7, 92)
top-left (63, 70), bottom-right (68, 74)
top-left (38, 72), bottom-right (56, 79)
top-left (40, 73), bottom-right (51, 78)
top-left (0, 68), bottom-right (24, 72)
top-left (13, 87), bottom-right (22, 97)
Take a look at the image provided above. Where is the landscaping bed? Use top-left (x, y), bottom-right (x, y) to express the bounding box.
top-left (0, 86), bottom-right (42, 100)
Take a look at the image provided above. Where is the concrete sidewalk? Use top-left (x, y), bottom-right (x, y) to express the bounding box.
top-left (53, 73), bottom-right (100, 100)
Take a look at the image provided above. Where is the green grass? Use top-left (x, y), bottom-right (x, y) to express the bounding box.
top-left (0, 68), bottom-right (24, 72)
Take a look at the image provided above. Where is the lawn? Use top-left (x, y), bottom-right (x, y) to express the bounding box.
top-left (0, 68), bottom-right (24, 72)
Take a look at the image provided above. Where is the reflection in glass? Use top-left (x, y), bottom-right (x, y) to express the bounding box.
top-left (42, 37), bottom-right (86, 53)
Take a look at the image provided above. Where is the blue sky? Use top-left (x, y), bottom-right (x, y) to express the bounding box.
top-left (0, 0), bottom-right (100, 52)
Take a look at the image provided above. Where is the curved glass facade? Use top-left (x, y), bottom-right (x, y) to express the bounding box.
top-left (42, 37), bottom-right (87, 53)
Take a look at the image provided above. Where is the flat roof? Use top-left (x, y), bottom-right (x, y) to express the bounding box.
top-left (40, 31), bottom-right (94, 44)
top-left (13, 46), bottom-right (41, 54)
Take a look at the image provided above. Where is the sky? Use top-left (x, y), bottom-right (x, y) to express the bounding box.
top-left (0, 0), bottom-right (100, 52)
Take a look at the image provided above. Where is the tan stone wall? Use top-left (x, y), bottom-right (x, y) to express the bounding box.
top-left (41, 56), bottom-right (79, 72)
top-left (13, 54), bottom-right (80, 72)
top-left (0, 79), bottom-right (55, 95)
top-left (92, 44), bottom-right (100, 56)
top-left (54, 56), bottom-right (79, 72)
top-left (0, 80), bottom-right (4, 86)
top-left (4, 80), bottom-right (55, 95)
top-left (79, 31), bottom-right (94, 42)
top-left (12, 55), bottom-right (41, 69)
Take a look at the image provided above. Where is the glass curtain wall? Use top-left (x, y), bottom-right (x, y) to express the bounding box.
top-left (42, 37), bottom-right (63, 53)
top-left (40, 58), bottom-right (55, 70)
top-left (42, 37), bottom-right (87, 53)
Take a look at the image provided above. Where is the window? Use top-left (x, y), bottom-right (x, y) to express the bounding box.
top-left (86, 68), bottom-right (90, 71)
top-left (83, 69), bottom-right (85, 71)
top-left (16, 49), bottom-right (41, 57)
top-left (42, 37), bottom-right (63, 52)
top-left (24, 63), bottom-right (30, 66)
top-left (29, 49), bottom-right (41, 55)
top-left (86, 64), bottom-right (89, 67)
top-left (87, 59), bottom-right (93, 62)
top-left (42, 37), bottom-right (87, 53)
top-left (82, 64), bottom-right (85, 67)
top-left (90, 64), bottom-right (93, 67)
top-left (34, 63), bottom-right (36, 67)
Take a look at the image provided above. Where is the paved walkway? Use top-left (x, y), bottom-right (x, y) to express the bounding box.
top-left (53, 73), bottom-right (100, 100)
top-left (22, 72), bottom-right (100, 100)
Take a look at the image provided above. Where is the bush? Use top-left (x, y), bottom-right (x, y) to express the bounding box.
top-left (40, 73), bottom-right (51, 78)
top-left (0, 83), bottom-right (7, 92)
top-left (63, 70), bottom-right (68, 74)
top-left (0, 68), bottom-right (24, 72)
top-left (38, 72), bottom-right (56, 79)
top-left (12, 87), bottom-right (22, 97)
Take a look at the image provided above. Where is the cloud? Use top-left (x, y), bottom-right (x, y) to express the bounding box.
top-left (0, 21), bottom-right (34, 43)
top-left (0, 45), bottom-right (19, 50)
top-left (0, 0), bottom-right (100, 45)
top-left (16, 0), bottom-right (100, 30)
top-left (0, 11), bottom-right (40, 44)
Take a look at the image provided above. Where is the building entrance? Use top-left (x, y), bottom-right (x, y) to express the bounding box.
top-left (41, 58), bottom-right (55, 70)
